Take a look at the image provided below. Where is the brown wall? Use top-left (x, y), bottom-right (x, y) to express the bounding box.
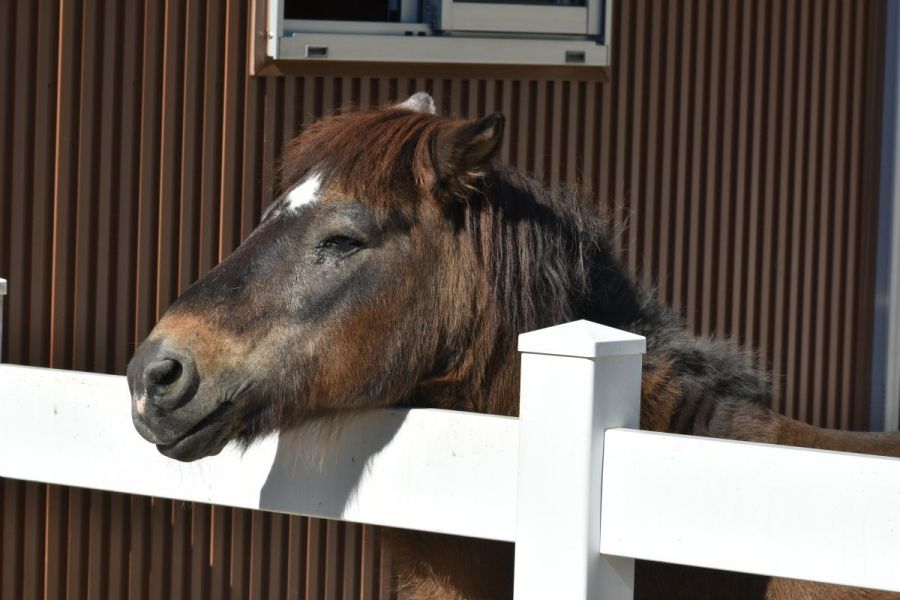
top-left (0, 0), bottom-right (887, 598)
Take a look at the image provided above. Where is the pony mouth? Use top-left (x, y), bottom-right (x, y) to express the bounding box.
top-left (156, 401), bottom-right (236, 461)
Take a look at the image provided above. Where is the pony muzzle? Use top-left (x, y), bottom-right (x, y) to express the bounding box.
top-left (127, 339), bottom-right (214, 449)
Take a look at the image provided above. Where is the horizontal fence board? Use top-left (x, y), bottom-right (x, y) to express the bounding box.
top-left (0, 365), bottom-right (518, 542)
top-left (600, 428), bottom-right (900, 593)
top-left (7, 364), bottom-right (900, 594)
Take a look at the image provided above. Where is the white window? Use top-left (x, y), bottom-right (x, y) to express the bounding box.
top-left (266, 0), bottom-right (611, 67)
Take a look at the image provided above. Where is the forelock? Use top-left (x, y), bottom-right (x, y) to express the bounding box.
top-left (277, 108), bottom-right (444, 215)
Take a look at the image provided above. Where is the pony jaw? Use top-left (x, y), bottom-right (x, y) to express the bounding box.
top-left (152, 400), bottom-right (238, 461)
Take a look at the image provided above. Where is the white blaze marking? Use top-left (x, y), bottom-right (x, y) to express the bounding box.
top-left (136, 395), bottom-right (146, 415)
top-left (286, 173), bottom-right (322, 211)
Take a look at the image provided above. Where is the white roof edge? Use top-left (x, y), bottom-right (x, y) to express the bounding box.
top-left (518, 319), bottom-right (646, 359)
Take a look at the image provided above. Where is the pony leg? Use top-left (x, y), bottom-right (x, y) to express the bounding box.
top-left (382, 528), bottom-right (514, 600)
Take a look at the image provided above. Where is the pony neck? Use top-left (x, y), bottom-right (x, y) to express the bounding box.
top-left (419, 166), bottom-right (664, 416)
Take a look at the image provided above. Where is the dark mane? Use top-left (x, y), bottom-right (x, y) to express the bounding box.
top-left (453, 128), bottom-right (772, 427)
top-left (466, 165), bottom-right (656, 334)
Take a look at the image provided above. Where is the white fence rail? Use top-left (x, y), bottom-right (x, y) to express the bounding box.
top-left (1, 318), bottom-right (900, 597)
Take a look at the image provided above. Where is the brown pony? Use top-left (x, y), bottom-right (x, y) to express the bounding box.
top-left (127, 93), bottom-right (900, 600)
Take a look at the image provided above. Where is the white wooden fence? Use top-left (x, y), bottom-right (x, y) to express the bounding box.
top-left (1, 309), bottom-right (900, 596)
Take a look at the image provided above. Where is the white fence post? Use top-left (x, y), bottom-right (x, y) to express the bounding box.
top-left (514, 320), bottom-right (645, 600)
top-left (0, 278), bottom-right (6, 362)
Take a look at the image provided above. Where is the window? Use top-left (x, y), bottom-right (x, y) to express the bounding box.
top-left (265, 0), bottom-right (611, 67)
top-left (440, 0), bottom-right (597, 37)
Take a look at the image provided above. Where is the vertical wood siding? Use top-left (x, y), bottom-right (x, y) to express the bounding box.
top-left (0, 0), bottom-right (886, 597)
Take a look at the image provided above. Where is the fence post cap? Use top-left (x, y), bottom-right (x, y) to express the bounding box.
top-left (517, 319), bottom-right (646, 358)
top-left (0, 278), bottom-right (5, 295)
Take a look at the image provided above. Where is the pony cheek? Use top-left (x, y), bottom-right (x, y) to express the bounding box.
top-left (303, 310), bottom-right (411, 410)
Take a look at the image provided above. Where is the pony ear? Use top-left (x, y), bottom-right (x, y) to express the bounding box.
top-left (433, 112), bottom-right (505, 180)
top-left (397, 92), bottom-right (436, 114)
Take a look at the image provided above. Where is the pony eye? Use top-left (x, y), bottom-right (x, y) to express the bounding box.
top-left (317, 235), bottom-right (364, 253)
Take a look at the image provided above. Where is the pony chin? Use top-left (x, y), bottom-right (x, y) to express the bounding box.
top-left (152, 401), bottom-right (239, 462)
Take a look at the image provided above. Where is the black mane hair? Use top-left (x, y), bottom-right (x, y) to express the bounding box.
top-left (467, 160), bottom-right (772, 432)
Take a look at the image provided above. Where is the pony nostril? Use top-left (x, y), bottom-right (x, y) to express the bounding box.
top-left (128, 340), bottom-right (200, 416)
top-left (143, 355), bottom-right (197, 411)
top-left (146, 359), bottom-right (183, 387)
